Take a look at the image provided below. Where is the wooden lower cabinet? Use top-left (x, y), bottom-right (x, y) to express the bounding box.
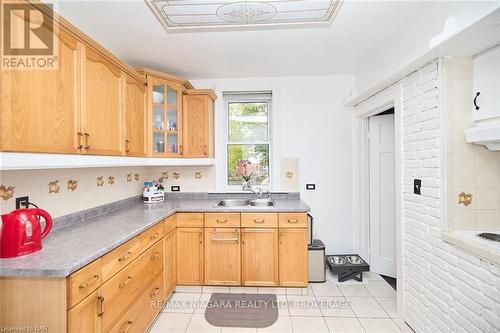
top-left (204, 227), bottom-right (241, 285)
top-left (241, 228), bottom-right (279, 286)
top-left (176, 227), bottom-right (204, 285)
top-left (109, 273), bottom-right (164, 333)
top-left (279, 229), bottom-right (308, 287)
top-left (67, 290), bottom-right (102, 333)
top-left (164, 229), bottom-right (176, 297)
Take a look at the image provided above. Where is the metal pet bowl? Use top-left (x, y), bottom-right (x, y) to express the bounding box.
top-left (328, 256), bottom-right (346, 265)
top-left (477, 233), bottom-right (500, 242)
top-left (345, 255), bottom-right (365, 265)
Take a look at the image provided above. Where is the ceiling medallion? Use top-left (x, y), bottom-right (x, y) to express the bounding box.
top-left (216, 2), bottom-right (277, 23)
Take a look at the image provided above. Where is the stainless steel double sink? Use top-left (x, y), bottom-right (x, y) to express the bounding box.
top-left (214, 198), bottom-right (275, 207)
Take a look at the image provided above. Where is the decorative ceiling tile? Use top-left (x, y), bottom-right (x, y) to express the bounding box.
top-left (146, 0), bottom-right (342, 30)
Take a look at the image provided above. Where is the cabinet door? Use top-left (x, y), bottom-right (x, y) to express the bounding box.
top-left (279, 229), bottom-right (308, 287)
top-left (1, 30), bottom-right (79, 153)
top-left (241, 229), bottom-right (278, 286)
top-left (176, 227), bottom-right (203, 285)
top-left (68, 290), bottom-right (102, 333)
top-left (124, 76), bottom-right (146, 156)
top-left (182, 95), bottom-right (211, 157)
top-left (204, 228), bottom-right (241, 285)
top-left (473, 47), bottom-right (500, 121)
top-left (82, 47), bottom-right (122, 155)
top-left (164, 229), bottom-right (176, 297)
top-left (149, 79), bottom-right (183, 157)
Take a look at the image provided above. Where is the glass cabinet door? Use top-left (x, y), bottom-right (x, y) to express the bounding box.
top-left (150, 80), bottom-right (182, 156)
top-left (166, 85), bottom-right (180, 156)
top-left (152, 82), bottom-right (166, 154)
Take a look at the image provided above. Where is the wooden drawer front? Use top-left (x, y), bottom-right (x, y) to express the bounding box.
top-left (278, 213), bottom-right (307, 228)
top-left (101, 236), bottom-right (141, 282)
top-left (204, 213), bottom-right (240, 228)
top-left (177, 213), bottom-right (204, 227)
top-left (140, 222), bottom-right (164, 251)
top-left (148, 239), bottom-right (164, 279)
top-left (108, 274), bottom-right (164, 333)
top-left (241, 213), bottom-right (278, 228)
top-left (68, 258), bottom-right (102, 308)
top-left (164, 214), bottom-right (176, 234)
top-left (101, 248), bottom-right (151, 331)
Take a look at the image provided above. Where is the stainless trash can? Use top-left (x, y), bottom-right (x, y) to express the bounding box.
top-left (308, 239), bottom-right (325, 282)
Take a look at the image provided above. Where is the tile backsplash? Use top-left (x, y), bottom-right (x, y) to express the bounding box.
top-left (444, 57), bottom-right (500, 231)
top-left (0, 165), bottom-right (215, 218)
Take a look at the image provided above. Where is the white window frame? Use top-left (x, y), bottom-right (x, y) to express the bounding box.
top-left (223, 91), bottom-right (273, 192)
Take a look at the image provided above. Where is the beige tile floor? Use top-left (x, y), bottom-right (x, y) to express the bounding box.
top-left (148, 270), bottom-right (413, 333)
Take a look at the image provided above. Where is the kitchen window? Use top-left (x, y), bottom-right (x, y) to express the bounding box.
top-left (224, 92), bottom-right (272, 188)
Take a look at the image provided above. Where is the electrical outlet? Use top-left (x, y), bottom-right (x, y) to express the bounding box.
top-left (171, 186), bottom-right (180, 192)
top-left (306, 184), bottom-right (316, 190)
top-left (15, 196), bottom-right (29, 209)
top-left (414, 179), bottom-right (422, 195)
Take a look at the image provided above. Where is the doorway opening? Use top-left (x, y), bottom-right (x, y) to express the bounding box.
top-left (369, 108), bottom-right (397, 289)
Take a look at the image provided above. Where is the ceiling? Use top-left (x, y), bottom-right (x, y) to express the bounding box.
top-left (54, 0), bottom-right (435, 79)
top-left (146, 0), bottom-right (342, 30)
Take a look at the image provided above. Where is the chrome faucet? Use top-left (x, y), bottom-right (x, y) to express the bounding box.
top-left (242, 183), bottom-right (264, 199)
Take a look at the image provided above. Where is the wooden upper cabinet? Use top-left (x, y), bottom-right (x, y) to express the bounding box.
top-left (124, 76), bottom-right (146, 156)
top-left (1, 30), bottom-right (80, 154)
top-left (182, 90), bottom-right (216, 158)
top-left (81, 47), bottom-right (123, 156)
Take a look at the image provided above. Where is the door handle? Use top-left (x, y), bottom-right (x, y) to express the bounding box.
top-left (83, 133), bottom-right (90, 149)
top-left (125, 139), bottom-right (130, 153)
top-left (79, 275), bottom-right (99, 289)
top-left (203, 145), bottom-right (207, 156)
top-left (474, 91), bottom-right (480, 110)
top-left (97, 295), bottom-right (104, 317)
top-left (77, 132), bottom-right (83, 150)
top-left (120, 321), bottom-right (133, 333)
top-left (119, 276), bottom-right (133, 289)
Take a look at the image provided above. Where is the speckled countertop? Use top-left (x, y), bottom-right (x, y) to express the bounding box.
top-left (0, 196), bottom-right (310, 278)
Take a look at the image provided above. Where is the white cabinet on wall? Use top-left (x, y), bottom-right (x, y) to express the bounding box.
top-left (472, 46), bottom-right (500, 121)
top-left (465, 46), bottom-right (500, 151)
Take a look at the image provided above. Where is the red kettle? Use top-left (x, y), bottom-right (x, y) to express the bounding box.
top-left (0, 208), bottom-right (53, 258)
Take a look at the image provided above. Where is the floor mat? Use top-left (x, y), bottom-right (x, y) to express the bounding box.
top-left (204, 293), bottom-right (279, 328)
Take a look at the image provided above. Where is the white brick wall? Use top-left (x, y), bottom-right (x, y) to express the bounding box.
top-left (401, 60), bottom-right (500, 332)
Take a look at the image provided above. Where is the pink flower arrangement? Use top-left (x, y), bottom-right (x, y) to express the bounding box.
top-left (235, 159), bottom-right (254, 181)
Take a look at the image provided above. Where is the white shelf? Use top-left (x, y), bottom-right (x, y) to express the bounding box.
top-left (0, 153), bottom-right (215, 170)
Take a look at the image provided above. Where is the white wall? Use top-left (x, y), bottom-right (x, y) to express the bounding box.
top-left (352, 1), bottom-right (500, 99)
top-left (359, 60), bottom-right (500, 332)
top-left (191, 75), bottom-right (356, 254)
top-left (0, 166), bottom-right (215, 218)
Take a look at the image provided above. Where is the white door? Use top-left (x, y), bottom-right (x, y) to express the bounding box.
top-left (369, 114), bottom-right (396, 278)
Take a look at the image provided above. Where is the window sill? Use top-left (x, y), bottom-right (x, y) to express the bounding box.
top-left (442, 231), bottom-right (500, 265)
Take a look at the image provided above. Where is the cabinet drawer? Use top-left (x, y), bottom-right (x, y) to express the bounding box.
top-left (241, 213), bottom-right (278, 228)
top-left (164, 214), bottom-right (176, 234)
top-left (101, 236), bottom-right (141, 282)
top-left (204, 213), bottom-right (240, 228)
top-left (278, 213), bottom-right (307, 228)
top-left (140, 222), bottom-right (164, 251)
top-left (177, 213), bottom-right (204, 227)
top-left (101, 245), bottom-right (154, 331)
top-left (108, 274), bottom-right (164, 333)
top-left (148, 239), bottom-right (164, 279)
top-left (67, 258), bottom-right (102, 308)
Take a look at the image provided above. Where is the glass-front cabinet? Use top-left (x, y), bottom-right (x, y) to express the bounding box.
top-left (150, 78), bottom-right (183, 157)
